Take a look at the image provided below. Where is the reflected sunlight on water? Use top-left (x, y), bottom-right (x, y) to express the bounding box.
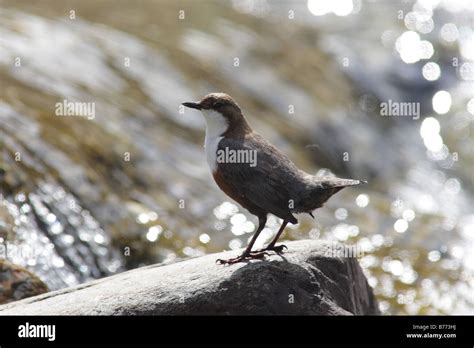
top-left (0, 0), bottom-right (473, 314)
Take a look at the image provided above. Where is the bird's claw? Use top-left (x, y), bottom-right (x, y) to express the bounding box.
top-left (216, 251), bottom-right (268, 265)
top-left (249, 250), bottom-right (270, 257)
top-left (215, 245), bottom-right (288, 265)
top-left (272, 244), bottom-right (288, 254)
top-left (253, 244), bottom-right (288, 255)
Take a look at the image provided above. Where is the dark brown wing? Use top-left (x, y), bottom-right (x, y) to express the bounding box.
top-left (216, 133), bottom-right (300, 223)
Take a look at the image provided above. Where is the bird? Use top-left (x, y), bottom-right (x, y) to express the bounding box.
top-left (182, 93), bottom-right (366, 264)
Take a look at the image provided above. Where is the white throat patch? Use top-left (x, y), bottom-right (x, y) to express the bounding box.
top-left (201, 109), bottom-right (228, 172)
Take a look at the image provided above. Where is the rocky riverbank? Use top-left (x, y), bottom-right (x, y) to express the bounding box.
top-left (0, 240), bottom-right (378, 315)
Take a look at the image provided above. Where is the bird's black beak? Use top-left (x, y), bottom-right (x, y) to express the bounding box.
top-left (182, 102), bottom-right (202, 110)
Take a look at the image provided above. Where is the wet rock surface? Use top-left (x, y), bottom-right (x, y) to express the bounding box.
top-left (0, 240), bottom-right (378, 315)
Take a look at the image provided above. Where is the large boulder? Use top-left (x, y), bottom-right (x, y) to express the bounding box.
top-left (0, 240), bottom-right (378, 315)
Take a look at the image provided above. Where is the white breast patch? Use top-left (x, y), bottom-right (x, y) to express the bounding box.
top-left (201, 110), bottom-right (229, 172)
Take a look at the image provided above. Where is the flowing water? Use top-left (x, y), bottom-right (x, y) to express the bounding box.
top-left (0, 0), bottom-right (473, 314)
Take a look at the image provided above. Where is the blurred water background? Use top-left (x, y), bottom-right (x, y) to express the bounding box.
top-left (0, 0), bottom-right (473, 314)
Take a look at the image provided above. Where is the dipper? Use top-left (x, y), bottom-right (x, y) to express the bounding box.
top-left (183, 93), bottom-right (365, 264)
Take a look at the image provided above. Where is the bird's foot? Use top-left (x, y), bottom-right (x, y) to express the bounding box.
top-left (216, 251), bottom-right (268, 265)
top-left (254, 244), bottom-right (288, 255)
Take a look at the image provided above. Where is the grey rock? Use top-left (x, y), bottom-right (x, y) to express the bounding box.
top-left (0, 240), bottom-right (379, 315)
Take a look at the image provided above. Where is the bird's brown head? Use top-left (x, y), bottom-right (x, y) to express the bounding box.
top-left (182, 93), bottom-right (250, 137)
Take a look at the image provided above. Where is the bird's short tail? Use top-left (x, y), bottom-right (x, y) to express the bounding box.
top-left (295, 176), bottom-right (367, 214)
top-left (319, 177), bottom-right (367, 188)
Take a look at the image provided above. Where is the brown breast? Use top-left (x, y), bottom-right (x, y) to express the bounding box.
top-left (212, 169), bottom-right (264, 216)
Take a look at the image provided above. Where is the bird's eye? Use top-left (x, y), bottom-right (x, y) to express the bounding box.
top-left (213, 102), bottom-right (223, 108)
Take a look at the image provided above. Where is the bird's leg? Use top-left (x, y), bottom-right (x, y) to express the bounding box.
top-left (216, 216), bottom-right (268, 265)
top-left (252, 220), bottom-right (289, 254)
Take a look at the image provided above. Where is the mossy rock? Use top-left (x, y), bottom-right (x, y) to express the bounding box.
top-left (0, 259), bottom-right (48, 304)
